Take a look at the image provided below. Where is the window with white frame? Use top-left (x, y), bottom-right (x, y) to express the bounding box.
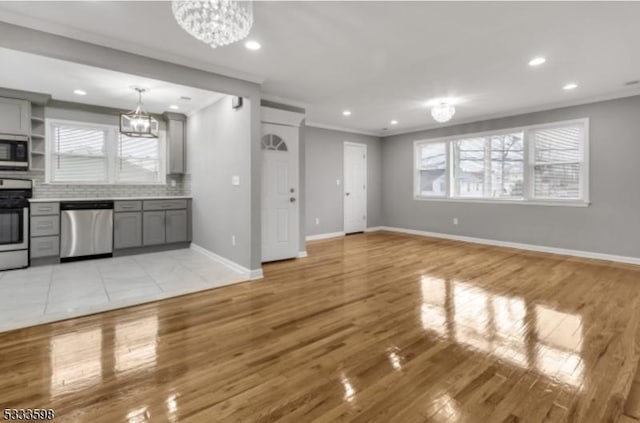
top-left (414, 119), bottom-right (588, 205)
top-left (46, 119), bottom-right (166, 185)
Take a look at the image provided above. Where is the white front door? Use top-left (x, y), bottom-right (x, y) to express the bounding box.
top-left (344, 142), bottom-right (367, 234)
top-left (261, 123), bottom-right (299, 262)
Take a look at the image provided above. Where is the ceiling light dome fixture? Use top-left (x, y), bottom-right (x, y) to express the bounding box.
top-left (120, 88), bottom-right (159, 138)
top-left (431, 102), bottom-right (456, 123)
top-left (171, 0), bottom-right (253, 49)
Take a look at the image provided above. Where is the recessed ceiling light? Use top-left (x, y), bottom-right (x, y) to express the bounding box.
top-left (563, 83), bottom-right (578, 90)
top-left (342, 110), bottom-right (352, 117)
top-left (73, 89), bottom-right (87, 96)
top-left (390, 120), bottom-right (398, 125)
top-left (528, 57), bottom-right (546, 67)
top-left (245, 40), bottom-right (261, 50)
top-left (169, 105), bottom-right (179, 110)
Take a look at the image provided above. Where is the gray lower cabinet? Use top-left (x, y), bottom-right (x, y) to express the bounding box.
top-left (166, 209), bottom-right (188, 243)
top-left (114, 212), bottom-right (142, 249)
top-left (31, 236), bottom-right (60, 258)
top-left (143, 211), bottom-right (166, 246)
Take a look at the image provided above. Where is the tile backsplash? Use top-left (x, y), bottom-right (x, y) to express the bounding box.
top-left (0, 170), bottom-right (191, 198)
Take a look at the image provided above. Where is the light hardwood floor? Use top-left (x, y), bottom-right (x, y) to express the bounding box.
top-left (1, 231), bottom-right (640, 422)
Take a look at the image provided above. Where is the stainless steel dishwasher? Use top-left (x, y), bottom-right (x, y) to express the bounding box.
top-left (60, 201), bottom-right (114, 261)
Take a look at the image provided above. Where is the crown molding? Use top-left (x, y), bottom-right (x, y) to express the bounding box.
top-left (260, 93), bottom-right (309, 110)
top-left (305, 121), bottom-right (381, 137)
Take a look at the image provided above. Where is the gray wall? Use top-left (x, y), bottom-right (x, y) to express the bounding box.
top-left (187, 95), bottom-right (253, 270)
top-left (305, 126), bottom-right (382, 237)
top-left (382, 95), bottom-right (640, 258)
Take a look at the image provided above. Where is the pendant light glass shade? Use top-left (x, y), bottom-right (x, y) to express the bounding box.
top-left (120, 88), bottom-right (159, 138)
top-left (431, 102), bottom-right (456, 123)
top-left (172, 0), bottom-right (253, 48)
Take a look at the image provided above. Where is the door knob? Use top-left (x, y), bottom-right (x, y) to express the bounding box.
top-left (290, 197), bottom-right (296, 203)
top-left (345, 192), bottom-right (351, 196)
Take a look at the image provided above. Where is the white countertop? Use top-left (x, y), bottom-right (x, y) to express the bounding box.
top-left (29, 196), bottom-right (192, 203)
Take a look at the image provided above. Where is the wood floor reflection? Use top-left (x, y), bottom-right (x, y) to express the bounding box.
top-left (1, 231), bottom-right (640, 422)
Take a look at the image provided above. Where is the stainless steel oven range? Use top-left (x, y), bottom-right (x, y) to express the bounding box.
top-left (0, 178), bottom-right (32, 270)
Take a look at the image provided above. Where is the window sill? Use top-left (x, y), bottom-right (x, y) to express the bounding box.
top-left (414, 196), bottom-right (590, 207)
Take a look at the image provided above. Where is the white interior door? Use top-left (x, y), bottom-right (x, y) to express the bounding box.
top-left (344, 142), bottom-right (367, 234)
top-left (261, 123), bottom-right (299, 262)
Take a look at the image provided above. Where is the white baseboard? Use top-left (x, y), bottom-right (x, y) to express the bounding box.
top-left (249, 268), bottom-right (264, 280)
top-left (297, 251), bottom-right (308, 258)
top-left (380, 226), bottom-right (640, 266)
top-left (190, 243), bottom-right (264, 280)
top-left (306, 231), bottom-right (345, 241)
top-left (306, 227), bottom-right (383, 241)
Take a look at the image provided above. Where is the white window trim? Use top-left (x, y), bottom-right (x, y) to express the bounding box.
top-left (413, 118), bottom-right (590, 207)
top-left (45, 118), bottom-right (167, 186)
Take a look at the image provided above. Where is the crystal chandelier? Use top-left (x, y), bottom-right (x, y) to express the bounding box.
top-left (431, 102), bottom-right (456, 123)
top-left (172, 0), bottom-right (253, 48)
top-left (120, 88), bottom-right (159, 138)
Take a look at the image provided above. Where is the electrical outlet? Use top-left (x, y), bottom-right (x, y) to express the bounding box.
top-left (336, 179), bottom-right (341, 186)
top-left (170, 179), bottom-right (177, 187)
top-left (453, 218), bottom-right (459, 225)
top-left (231, 235), bottom-right (236, 246)
top-left (232, 176), bottom-right (240, 186)
top-left (315, 218), bottom-right (320, 225)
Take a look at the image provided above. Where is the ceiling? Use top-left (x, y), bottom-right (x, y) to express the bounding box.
top-left (1, 1), bottom-right (640, 135)
top-left (0, 47), bottom-right (224, 114)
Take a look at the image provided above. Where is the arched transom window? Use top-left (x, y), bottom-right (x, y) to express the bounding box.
top-left (261, 134), bottom-right (288, 151)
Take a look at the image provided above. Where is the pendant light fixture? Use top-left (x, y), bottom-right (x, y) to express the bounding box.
top-left (171, 0), bottom-right (254, 49)
top-left (120, 88), bottom-right (159, 138)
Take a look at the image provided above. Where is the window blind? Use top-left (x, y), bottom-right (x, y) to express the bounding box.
top-left (51, 124), bottom-right (108, 183)
top-left (531, 125), bottom-right (583, 200)
top-left (116, 134), bottom-right (161, 183)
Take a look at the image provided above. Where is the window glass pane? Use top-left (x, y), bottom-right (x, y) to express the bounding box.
top-left (453, 137), bottom-right (486, 198)
top-left (532, 125), bottom-right (583, 199)
top-left (117, 134), bottom-right (161, 183)
top-left (417, 142), bottom-right (446, 197)
top-left (490, 133), bottom-right (524, 199)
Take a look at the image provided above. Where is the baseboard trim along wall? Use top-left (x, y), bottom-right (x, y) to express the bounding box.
top-left (190, 243), bottom-right (264, 280)
top-left (379, 226), bottom-right (640, 266)
top-left (297, 251), bottom-right (308, 258)
top-left (365, 226), bottom-right (383, 232)
top-left (306, 227), bottom-right (382, 241)
top-left (306, 231), bottom-right (345, 241)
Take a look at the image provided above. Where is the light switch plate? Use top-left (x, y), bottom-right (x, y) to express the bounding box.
top-left (232, 176), bottom-right (240, 186)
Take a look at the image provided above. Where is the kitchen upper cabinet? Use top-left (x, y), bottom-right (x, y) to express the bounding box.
top-left (166, 209), bottom-right (188, 243)
top-left (164, 112), bottom-right (187, 175)
top-left (143, 211), bottom-right (166, 246)
top-left (0, 97), bottom-right (30, 135)
top-left (114, 212), bottom-right (142, 249)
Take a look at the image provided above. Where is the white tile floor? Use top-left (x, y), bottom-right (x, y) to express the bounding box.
top-left (0, 248), bottom-right (248, 332)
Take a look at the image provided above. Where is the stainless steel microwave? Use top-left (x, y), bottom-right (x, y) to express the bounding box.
top-left (0, 135), bottom-right (28, 170)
